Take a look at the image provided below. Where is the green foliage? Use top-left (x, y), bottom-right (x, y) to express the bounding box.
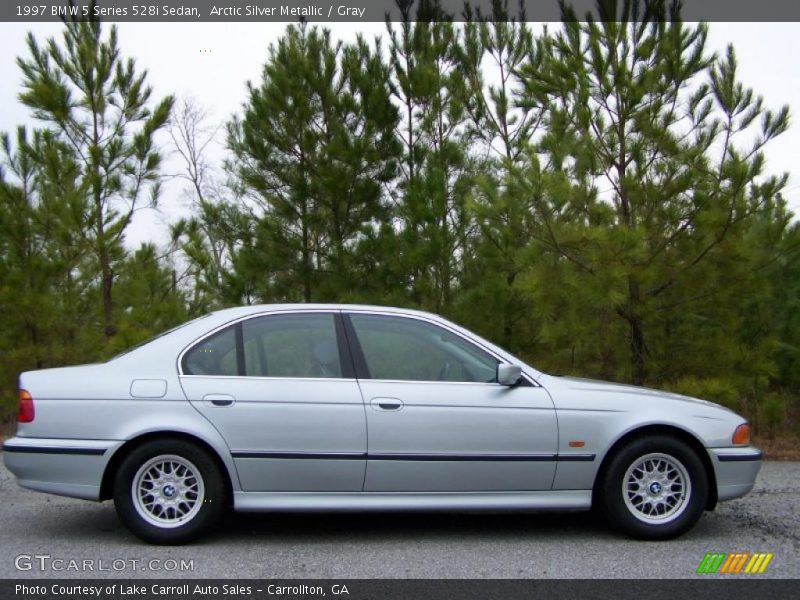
top-left (671, 377), bottom-right (741, 411)
top-left (453, 10), bottom-right (552, 352)
top-left (760, 394), bottom-right (786, 439)
top-left (170, 198), bottom-right (247, 312)
top-left (16, 20), bottom-right (173, 338)
top-left (225, 24), bottom-right (401, 304)
top-left (2, 4), bottom-right (800, 435)
top-left (386, 7), bottom-right (479, 312)
top-left (106, 244), bottom-right (189, 356)
top-left (513, 7), bottom-right (792, 391)
top-left (1, 22), bottom-right (180, 419)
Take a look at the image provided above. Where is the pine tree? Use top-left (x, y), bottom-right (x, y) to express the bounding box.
top-left (111, 243), bottom-right (188, 353)
top-left (0, 127), bottom-right (97, 416)
top-left (227, 24), bottom-right (399, 303)
top-left (456, 5), bottom-right (545, 350)
top-left (519, 2), bottom-right (790, 385)
top-left (17, 20), bottom-right (173, 338)
top-left (387, 1), bottom-right (477, 313)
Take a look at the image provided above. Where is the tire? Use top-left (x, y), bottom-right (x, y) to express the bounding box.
top-left (599, 435), bottom-right (708, 540)
top-left (113, 439), bottom-right (226, 544)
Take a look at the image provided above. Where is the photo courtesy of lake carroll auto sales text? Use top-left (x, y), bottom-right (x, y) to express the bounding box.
top-left (0, 0), bottom-right (798, 599)
top-left (15, 583), bottom-right (351, 597)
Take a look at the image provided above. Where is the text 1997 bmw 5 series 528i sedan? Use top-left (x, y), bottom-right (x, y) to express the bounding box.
top-left (3, 304), bottom-right (761, 544)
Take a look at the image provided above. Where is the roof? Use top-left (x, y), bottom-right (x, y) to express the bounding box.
top-left (209, 303), bottom-right (441, 319)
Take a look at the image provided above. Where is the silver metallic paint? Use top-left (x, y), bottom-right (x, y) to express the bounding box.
top-left (359, 380), bottom-right (557, 492)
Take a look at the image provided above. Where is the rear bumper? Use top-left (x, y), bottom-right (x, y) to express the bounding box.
top-left (2, 437), bottom-right (120, 501)
top-left (708, 446), bottom-right (762, 502)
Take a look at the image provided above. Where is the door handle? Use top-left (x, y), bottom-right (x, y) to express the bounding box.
top-left (203, 394), bottom-right (235, 407)
top-left (371, 397), bottom-right (403, 411)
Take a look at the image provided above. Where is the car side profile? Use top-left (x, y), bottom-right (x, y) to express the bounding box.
top-left (3, 305), bottom-right (762, 544)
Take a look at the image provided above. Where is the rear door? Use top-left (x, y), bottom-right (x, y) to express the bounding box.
top-left (179, 311), bottom-right (367, 492)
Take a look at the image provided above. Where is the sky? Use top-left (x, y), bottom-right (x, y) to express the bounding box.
top-left (1, 21), bottom-right (799, 247)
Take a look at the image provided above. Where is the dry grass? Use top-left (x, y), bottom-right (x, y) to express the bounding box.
top-left (0, 421), bottom-right (15, 445)
top-left (754, 434), bottom-right (800, 461)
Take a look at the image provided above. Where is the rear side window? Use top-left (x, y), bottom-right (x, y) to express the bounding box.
top-left (242, 313), bottom-right (342, 378)
top-left (182, 313), bottom-right (344, 378)
top-left (182, 326), bottom-right (238, 376)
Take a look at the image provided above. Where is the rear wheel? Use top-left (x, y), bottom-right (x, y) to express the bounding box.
top-left (113, 439), bottom-right (226, 544)
top-left (600, 435), bottom-right (708, 540)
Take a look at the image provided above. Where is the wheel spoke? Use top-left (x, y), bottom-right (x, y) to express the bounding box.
top-left (622, 452), bottom-right (692, 525)
top-left (132, 454), bottom-right (206, 529)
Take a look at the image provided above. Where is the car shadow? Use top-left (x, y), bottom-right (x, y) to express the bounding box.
top-left (3, 498), bottom-right (731, 547)
top-left (206, 510), bottom-right (613, 544)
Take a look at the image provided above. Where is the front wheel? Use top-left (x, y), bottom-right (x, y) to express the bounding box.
top-left (113, 439), bottom-right (226, 544)
top-left (599, 436), bottom-right (708, 540)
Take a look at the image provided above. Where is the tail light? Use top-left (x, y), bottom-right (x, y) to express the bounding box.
top-left (732, 423), bottom-right (750, 445)
top-left (18, 389), bottom-right (35, 423)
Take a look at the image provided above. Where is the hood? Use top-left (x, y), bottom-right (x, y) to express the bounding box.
top-left (551, 375), bottom-right (731, 411)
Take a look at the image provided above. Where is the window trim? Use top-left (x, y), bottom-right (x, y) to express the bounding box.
top-left (178, 310), bottom-right (354, 380)
top-left (234, 322), bottom-right (246, 377)
top-left (342, 311), bottom-right (533, 387)
top-left (177, 307), bottom-right (536, 387)
top-left (341, 313), bottom-right (370, 379)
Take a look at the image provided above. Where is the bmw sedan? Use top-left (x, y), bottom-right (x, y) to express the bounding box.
top-left (3, 305), bottom-right (762, 544)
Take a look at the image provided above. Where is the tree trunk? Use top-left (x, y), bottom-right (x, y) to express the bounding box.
top-left (300, 201), bottom-right (312, 303)
top-left (99, 244), bottom-right (115, 338)
top-left (94, 182), bottom-right (116, 339)
top-left (627, 277), bottom-right (646, 385)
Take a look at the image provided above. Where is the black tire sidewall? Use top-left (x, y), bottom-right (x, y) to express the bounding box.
top-left (113, 439), bottom-right (226, 544)
top-left (601, 435), bottom-right (708, 540)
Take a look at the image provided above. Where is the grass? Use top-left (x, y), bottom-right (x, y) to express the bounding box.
top-left (0, 421), bottom-right (15, 445)
top-left (753, 434), bottom-right (800, 461)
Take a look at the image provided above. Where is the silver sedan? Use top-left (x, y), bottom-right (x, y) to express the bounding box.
top-left (2, 305), bottom-right (762, 544)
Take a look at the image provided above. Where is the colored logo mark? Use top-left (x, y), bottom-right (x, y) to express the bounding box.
top-left (696, 552), bottom-right (773, 574)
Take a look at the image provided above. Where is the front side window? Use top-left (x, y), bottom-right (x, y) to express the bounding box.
top-left (182, 313), bottom-right (343, 378)
top-left (349, 314), bottom-right (498, 383)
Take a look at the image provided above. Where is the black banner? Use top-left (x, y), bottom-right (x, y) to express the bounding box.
top-left (4, 0), bottom-right (800, 23)
top-left (3, 580), bottom-right (800, 600)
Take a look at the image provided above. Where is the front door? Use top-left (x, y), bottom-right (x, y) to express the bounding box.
top-left (345, 312), bottom-right (558, 492)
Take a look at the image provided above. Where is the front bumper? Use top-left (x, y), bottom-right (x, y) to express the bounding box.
top-left (708, 446), bottom-right (763, 502)
top-left (2, 437), bottom-right (120, 501)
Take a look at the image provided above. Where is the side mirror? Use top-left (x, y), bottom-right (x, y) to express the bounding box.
top-left (497, 363), bottom-right (522, 386)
